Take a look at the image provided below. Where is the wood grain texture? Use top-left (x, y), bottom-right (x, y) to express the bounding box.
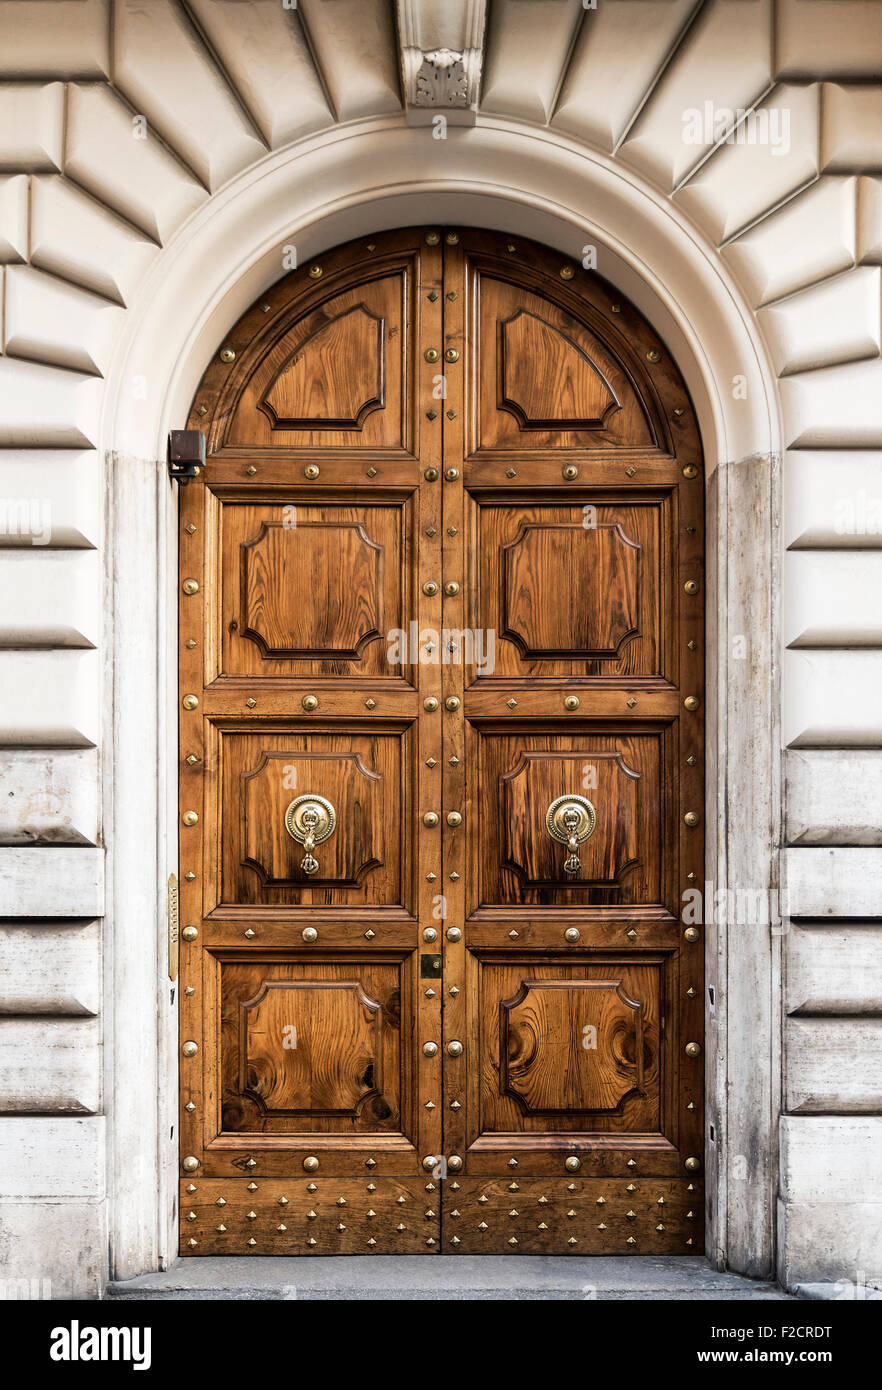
top-left (179, 226), bottom-right (705, 1255)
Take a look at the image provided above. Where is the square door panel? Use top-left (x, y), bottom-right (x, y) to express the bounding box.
top-left (474, 729), bottom-right (670, 909)
top-left (213, 725), bottom-right (415, 912)
top-left (473, 958), bottom-right (669, 1138)
top-left (212, 496), bottom-right (415, 683)
top-left (469, 497), bottom-right (673, 683)
top-left (216, 955), bottom-right (412, 1138)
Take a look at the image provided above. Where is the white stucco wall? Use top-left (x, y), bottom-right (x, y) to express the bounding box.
top-left (0, 0), bottom-right (881, 1297)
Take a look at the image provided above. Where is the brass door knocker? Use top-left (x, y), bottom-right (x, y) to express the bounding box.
top-left (545, 794), bottom-right (596, 877)
top-left (284, 795), bottom-right (336, 876)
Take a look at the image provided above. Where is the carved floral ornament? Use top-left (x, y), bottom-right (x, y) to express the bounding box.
top-left (414, 48), bottom-right (469, 108)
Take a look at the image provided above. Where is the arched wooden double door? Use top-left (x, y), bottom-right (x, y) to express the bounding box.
top-left (177, 227), bottom-right (705, 1255)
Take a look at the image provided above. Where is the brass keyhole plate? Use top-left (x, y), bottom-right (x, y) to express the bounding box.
top-left (545, 795), bottom-right (597, 845)
top-left (284, 795), bottom-right (337, 846)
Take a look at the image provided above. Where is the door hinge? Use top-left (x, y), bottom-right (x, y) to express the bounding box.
top-left (168, 873), bottom-right (179, 981)
top-left (167, 430), bottom-right (205, 485)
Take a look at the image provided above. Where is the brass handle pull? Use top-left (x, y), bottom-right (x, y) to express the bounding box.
top-left (545, 794), bottom-right (596, 877)
top-left (284, 794), bottom-right (336, 876)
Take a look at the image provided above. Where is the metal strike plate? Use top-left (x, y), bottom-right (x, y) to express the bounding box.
top-left (421, 954), bottom-right (442, 978)
top-left (167, 873), bottom-right (179, 981)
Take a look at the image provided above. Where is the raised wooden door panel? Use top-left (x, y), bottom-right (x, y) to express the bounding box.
top-left (216, 956), bottom-right (410, 1137)
top-left (465, 260), bottom-right (670, 455)
top-left (471, 727), bottom-right (674, 913)
top-left (214, 260), bottom-right (417, 455)
top-left (477, 958), bottom-right (670, 1138)
top-left (208, 723), bottom-right (415, 915)
top-left (211, 495), bottom-right (416, 685)
top-left (467, 495), bottom-right (675, 685)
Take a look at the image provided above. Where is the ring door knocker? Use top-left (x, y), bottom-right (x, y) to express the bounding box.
top-left (284, 794), bottom-right (337, 877)
top-left (545, 794), bottom-right (597, 877)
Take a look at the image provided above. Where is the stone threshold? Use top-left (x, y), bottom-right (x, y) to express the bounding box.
top-left (106, 1254), bottom-right (794, 1300)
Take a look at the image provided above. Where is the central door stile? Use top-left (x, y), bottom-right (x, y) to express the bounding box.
top-left (440, 237), bottom-right (467, 1226)
top-left (416, 234), bottom-right (445, 1234)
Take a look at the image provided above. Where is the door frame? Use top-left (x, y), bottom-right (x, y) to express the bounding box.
top-left (100, 117), bottom-right (781, 1282)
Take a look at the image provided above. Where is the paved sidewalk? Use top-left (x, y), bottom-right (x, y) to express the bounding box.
top-left (106, 1255), bottom-right (793, 1300)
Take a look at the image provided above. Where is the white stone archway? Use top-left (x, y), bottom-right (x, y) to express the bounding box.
top-left (101, 118), bottom-right (782, 1282)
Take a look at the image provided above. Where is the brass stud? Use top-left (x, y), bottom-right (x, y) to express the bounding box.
top-left (182, 810), bottom-right (199, 827)
top-left (426, 409), bottom-right (437, 421)
top-left (684, 926), bottom-right (700, 942)
top-left (568, 1237), bottom-right (578, 1246)
top-left (508, 1237), bottom-right (519, 1247)
top-left (538, 1221), bottom-right (548, 1231)
top-left (185, 640), bottom-right (197, 651)
top-left (449, 986), bottom-right (460, 996)
top-left (564, 695), bottom-right (580, 711)
top-left (304, 465), bottom-right (320, 480)
top-left (246, 466), bottom-right (257, 477)
top-left (336, 1222), bottom-right (346, 1232)
top-left (423, 811), bottom-right (439, 827)
top-left (684, 579), bottom-right (699, 595)
top-left (627, 1158), bottom-right (637, 1169)
top-left (182, 578), bottom-right (199, 596)
top-left (508, 930), bottom-right (519, 939)
top-left (597, 1222), bottom-right (607, 1231)
top-left (684, 811), bottom-right (700, 827)
top-left (450, 1100), bottom-right (461, 1111)
top-left (303, 1156), bottom-right (320, 1172)
top-left (277, 1223), bottom-right (287, 1233)
top-left (565, 1156), bottom-right (581, 1173)
top-left (447, 1040), bottom-right (463, 1057)
top-left (611, 304), bottom-right (621, 313)
top-left (306, 1237), bottom-right (317, 1247)
top-left (185, 753), bottom-right (199, 765)
top-left (188, 1238), bottom-right (199, 1248)
top-left (302, 694), bottom-right (318, 711)
top-left (244, 928), bottom-right (256, 939)
top-left (506, 698), bottom-right (517, 708)
top-left (559, 265), bottom-right (575, 280)
top-left (365, 698), bottom-right (376, 710)
top-left (278, 1197), bottom-right (288, 1207)
top-left (184, 523), bottom-right (197, 535)
top-left (302, 927), bottom-right (318, 942)
top-left (216, 1224), bottom-right (226, 1233)
top-left (185, 1100), bottom-right (196, 1111)
top-left (562, 465), bottom-right (578, 480)
top-left (182, 1156), bottom-right (199, 1172)
top-left (685, 1157), bottom-right (701, 1172)
top-left (444, 582), bottom-right (460, 598)
top-left (425, 1209), bottom-right (436, 1219)
top-left (307, 1183), bottom-right (317, 1192)
top-left (367, 1182), bottom-right (376, 1191)
top-left (506, 468), bottom-right (517, 478)
top-left (596, 1197), bottom-right (606, 1206)
top-left (446, 811), bottom-right (462, 827)
top-left (247, 1210), bottom-right (257, 1221)
top-left (626, 466), bottom-right (636, 477)
top-left (686, 986), bottom-right (697, 998)
top-left (245, 697), bottom-right (256, 709)
top-left (646, 349), bottom-right (661, 363)
top-left (447, 926), bottom-right (462, 942)
top-left (687, 640), bottom-right (698, 651)
top-left (448, 1155), bottom-right (463, 1172)
top-left (626, 1236), bottom-right (637, 1247)
top-left (478, 1222), bottom-right (488, 1231)
top-left (427, 290), bottom-right (438, 302)
top-left (425, 231), bottom-right (441, 245)
top-left (423, 927), bottom-right (437, 942)
top-left (445, 232), bottom-right (459, 245)
top-left (424, 467), bottom-right (439, 481)
top-left (364, 929), bottom-right (375, 940)
top-left (422, 1042), bottom-right (439, 1057)
top-left (445, 698), bottom-right (461, 714)
top-left (626, 928), bottom-right (638, 941)
top-left (307, 1210), bottom-right (317, 1220)
top-left (445, 467), bottom-right (460, 482)
top-left (685, 1041), bottom-right (701, 1058)
top-left (506, 243), bottom-right (516, 252)
top-left (422, 581), bottom-right (439, 598)
top-left (565, 927), bottom-right (580, 943)
top-left (683, 464), bottom-right (699, 479)
top-left (182, 926), bottom-right (198, 942)
top-left (219, 347), bottom-right (235, 363)
top-left (195, 404), bottom-right (208, 417)
top-left (424, 347), bottom-right (440, 363)
top-left (567, 1183), bottom-right (577, 1192)
top-left (245, 1158), bottom-right (257, 1169)
top-left (422, 1156), bottom-right (438, 1172)
top-left (478, 1195), bottom-right (489, 1204)
top-left (446, 409), bottom-right (456, 418)
top-left (186, 1211), bottom-right (197, 1221)
top-left (261, 303), bottom-right (271, 312)
top-left (444, 348), bottom-right (460, 364)
top-left (336, 1197), bottom-right (346, 1207)
top-left (308, 264), bottom-right (323, 279)
top-left (366, 466), bottom-right (378, 477)
top-left (684, 695), bottom-right (700, 711)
